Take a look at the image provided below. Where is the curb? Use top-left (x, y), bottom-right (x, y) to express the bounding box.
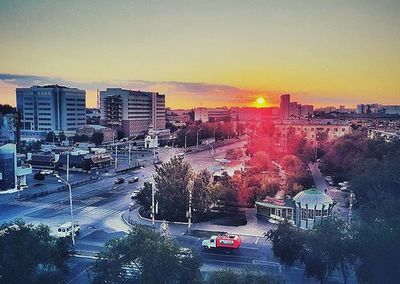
top-left (123, 210), bottom-right (266, 238)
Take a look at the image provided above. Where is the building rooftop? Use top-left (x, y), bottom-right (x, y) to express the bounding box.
top-left (293, 188), bottom-right (333, 206)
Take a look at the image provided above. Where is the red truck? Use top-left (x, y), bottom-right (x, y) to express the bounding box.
top-left (202, 234), bottom-right (241, 253)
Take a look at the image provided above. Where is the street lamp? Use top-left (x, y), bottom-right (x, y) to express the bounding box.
top-left (184, 130), bottom-right (191, 150)
top-left (55, 173), bottom-right (75, 245)
top-left (196, 128), bottom-right (203, 148)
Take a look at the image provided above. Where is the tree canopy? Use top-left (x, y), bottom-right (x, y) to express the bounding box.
top-left (91, 225), bottom-right (201, 284)
top-left (0, 220), bottom-right (69, 284)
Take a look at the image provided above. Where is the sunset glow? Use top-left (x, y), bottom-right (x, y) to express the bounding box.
top-left (0, 1), bottom-right (399, 108)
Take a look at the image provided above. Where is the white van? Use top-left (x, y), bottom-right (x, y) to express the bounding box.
top-left (57, 222), bottom-right (80, 238)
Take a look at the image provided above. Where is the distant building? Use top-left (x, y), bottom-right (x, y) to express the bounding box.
top-left (300, 105), bottom-right (314, 116)
top-left (0, 113), bottom-right (15, 144)
top-left (100, 88), bottom-right (165, 137)
top-left (86, 108), bottom-right (101, 125)
top-left (274, 119), bottom-right (352, 145)
top-left (0, 144), bottom-right (32, 191)
top-left (76, 125), bottom-right (115, 143)
top-left (381, 105), bottom-right (400, 115)
top-left (16, 85), bottom-right (86, 135)
top-left (289, 102), bottom-right (301, 116)
top-left (356, 104), bottom-right (381, 114)
top-left (194, 107), bottom-right (230, 122)
top-left (280, 94), bottom-right (290, 117)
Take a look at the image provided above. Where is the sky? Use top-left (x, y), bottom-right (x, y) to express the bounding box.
top-left (0, 0), bottom-right (399, 109)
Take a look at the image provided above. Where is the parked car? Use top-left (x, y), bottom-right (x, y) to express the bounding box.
top-left (57, 222), bottom-right (80, 238)
top-left (154, 160), bottom-right (162, 165)
top-left (40, 170), bottom-right (53, 175)
top-left (115, 178), bottom-right (125, 184)
top-left (131, 190), bottom-right (140, 199)
top-left (128, 177), bottom-right (139, 183)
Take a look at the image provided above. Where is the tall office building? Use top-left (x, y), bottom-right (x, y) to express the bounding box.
top-left (280, 94), bottom-right (290, 117)
top-left (100, 88), bottom-right (165, 137)
top-left (16, 85), bottom-right (86, 133)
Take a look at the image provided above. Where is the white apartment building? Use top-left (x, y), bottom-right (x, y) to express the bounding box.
top-left (16, 85), bottom-right (86, 134)
top-left (194, 107), bottom-right (230, 122)
top-left (100, 88), bottom-right (165, 137)
top-left (275, 120), bottom-right (351, 145)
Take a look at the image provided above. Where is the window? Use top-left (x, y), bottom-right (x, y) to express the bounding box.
top-left (301, 208), bottom-right (307, 221)
top-left (308, 209), bottom-right (314, 219)
top-left (342, 128), bottom-right (346, 132)
top-left (322, 209), bottom-right (328, 217)
top-left (315, 209), bottom-right (322, 217)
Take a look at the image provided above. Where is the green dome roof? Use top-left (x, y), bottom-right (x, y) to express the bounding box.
top-left (293, 188), bottom-right (333, 206)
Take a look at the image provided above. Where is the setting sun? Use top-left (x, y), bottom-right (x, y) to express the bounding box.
top-left (256, 97), bottom-right (266, 107)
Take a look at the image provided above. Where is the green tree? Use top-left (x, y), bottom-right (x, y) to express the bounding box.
top-left (266, 221), bottom-right (306, 266)
top-left (117, 129), bottom-right (125, 140)
top-left (192, 169), bottom-right (212, 221)
top-left (91, 132), bottom-right (104, 146)
top-left (136, 181), bottom-right (153, 212)
top-left (46, 131), bottom-right (56, 143)
top-left (0, 221), bottom-right (69, 284)
top-left (91, 225), bottom-right (201, 284)
top-left (58, 130), bottom-right (66, 142)
top-left (154, 157), bottom-right (193, 221)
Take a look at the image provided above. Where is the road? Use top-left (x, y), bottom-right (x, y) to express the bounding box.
top-left (0, 141), bottom-right (347, 283)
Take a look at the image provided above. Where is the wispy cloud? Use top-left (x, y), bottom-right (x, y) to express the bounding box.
top-left (0, 73), bottom-right (277, 107)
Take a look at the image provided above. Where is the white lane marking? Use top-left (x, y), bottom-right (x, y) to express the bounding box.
top-left (255, 237), bottom-right (259, 244)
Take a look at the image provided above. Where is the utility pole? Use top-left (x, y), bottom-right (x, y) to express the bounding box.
top-left (151, 181), bottom-right (158, 225)
top-left (184, 130), bottom-right (191, 150)
top-left (66, 151), bottom-right (70, 182)
top-left (128, 142), bottom-right (131, 167)
top-left (55, 174), bottom-right (75, 246)
top-left (187, 180), bottom-right (193, 232)
top-left (114, 142), bottom-right (118, 171)
top-left (196, 128), bottom-right (203, 148)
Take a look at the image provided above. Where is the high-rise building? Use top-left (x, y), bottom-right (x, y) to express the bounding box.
top-left (280, 94), bottom-right (290, 117)
top-left (16, 85), bottom-right (86, 133)
top-left (100, 88), bottom-right (165, 137)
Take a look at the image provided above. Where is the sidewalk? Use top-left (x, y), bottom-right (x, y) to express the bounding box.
top-left (123, 207), bottom-right (275, 237)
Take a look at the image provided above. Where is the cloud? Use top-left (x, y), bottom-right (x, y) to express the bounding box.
top-left (0, 73), bottom-right (275, 107)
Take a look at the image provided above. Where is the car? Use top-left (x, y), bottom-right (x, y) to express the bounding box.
top-left (57, 222), bottom-right (80, 238)
top-left (131, 190), bottom-right (140, 199)
top-left (40, 169), bottom-right (53, 175)
top-left (154, 160), bottom-right (162, 165)
top-left (128, 177), bottom-right (139, 183)
top-left (115, 178), bottom-right (125, 184)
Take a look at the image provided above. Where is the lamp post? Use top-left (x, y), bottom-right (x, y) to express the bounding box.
top-left (196, 128), bottom-right (203, 148)
top-left (184, 130), bottom-right (191, 150)
top-left (55, 173), bottom-right (75, 245)
top-left (186, 180), bottom-right (193, 232)
top-left (66, 151), bottom-right (70, 182)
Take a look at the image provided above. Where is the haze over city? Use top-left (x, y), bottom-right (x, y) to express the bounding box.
top-left (1, 0), bottom-right (399, 108)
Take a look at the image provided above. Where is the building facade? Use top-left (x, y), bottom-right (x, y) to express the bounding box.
top-left (280, 94), bottom-right (290, 117)
top-left (16, 85), bottom-right (86, 134)
top-left (100, 88), bottom-right (165, 137)
top-left (274, 120), bottom-right (352, 145)
top-left (256, 188), bottom-right (335, 229)
top-left (194, 107), bottom-right (231, 122)
top-left (0, 144), bottom-right (32, 191)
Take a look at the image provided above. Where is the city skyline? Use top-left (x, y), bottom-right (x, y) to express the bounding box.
top-left (1, 1), bottom-right (399, 108)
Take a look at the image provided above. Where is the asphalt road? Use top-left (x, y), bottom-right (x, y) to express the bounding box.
top-left (1, 141), bottom-right (350, 283)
